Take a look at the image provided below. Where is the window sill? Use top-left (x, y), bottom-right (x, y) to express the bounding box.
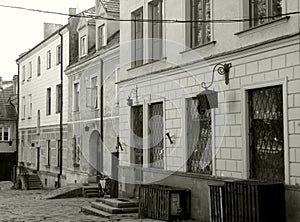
top-left (127, 57), bottom-right (167, 72)
top-left (180, 41), bottom-right (216, 54)
top-left (235, 16), bottom-right (290, 36)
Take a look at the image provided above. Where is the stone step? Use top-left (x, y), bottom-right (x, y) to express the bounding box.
top-left (97, 198), bottom-right (139, 208)
top-left (81, 206), bottom-right (111, 218)
top-left (91, 202), bottom-right (138, 214)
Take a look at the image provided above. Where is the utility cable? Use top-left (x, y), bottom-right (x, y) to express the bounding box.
top-left (0, 3), bottom-right (297, 24)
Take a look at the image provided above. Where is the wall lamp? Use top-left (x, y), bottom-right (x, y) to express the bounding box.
top-left (127, 85), bottom-right (138, 107)
top-left (197, 63), bottom-right (232, 111)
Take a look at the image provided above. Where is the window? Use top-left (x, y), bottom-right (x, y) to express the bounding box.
top-left (28, 94), bottom-right (32, 118)
top-left (73, 136), bottom-right (80, 165)
top-left (22, 65), bottom-right (25, 82)
top-left (0, 127), bottom-right (10, 141)
top-left (46, 50), bottom-right (51, 69)
top-left (46, 88), bottom-right (51, 115)
top-left (37, 110), bottom-right (40, 135)
top-left (56, 84), bottom-right (62, 113)
top-left (56, 45), bottom-right (61, 65)
top-left (80, 35), bottom-right (87, 57)
top-left (21, 96), bottom-right (26, 119)
top-left (132, 8), bottom-right (143, 67)
top-left (37, 56), bottom-right (41, 76)
top-left (97, 25), bottom-right (105, 49)
top-left (91, 76), bottom-right (98, 109)
top-left (249, 0), bottom-right (282, 28)
top-left (57, 140), bottom-right (61, 167)
top-left (149, 0), bottom-right (163, 61)
top-left (73, 83), bottom-right (80, 111)
top-left (190, 0), bottom-right (211, 47)
top-left (28, 62), bottom-right (32, 80)
top-left (187, 98), bottom-right (212, 174)
top-left (149, 102), bottom-right (164, 168)
top-left (47, 140), bottom-right (51, 166)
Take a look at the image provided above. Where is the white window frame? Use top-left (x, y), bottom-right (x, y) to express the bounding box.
top-left (28, 62), bottom-right (32, 80)
top-left (241, 78), bottom-right (289, 184)
top-left (46, 87), bottom-right (51, 116)
top-left (28, 94), bottom-right (32, 118)
top-left (37, 56), bottom-right (41, 76)
top-left (80, 35), bottom-right (87, 57)
top-left (0, 127), bottom-right (10, 141)
top-left (47, 50), bottom-right (51, 69)
top-left (241, 0), bottom-right (286, 30)
top-left (22, 96), bottom-right (26, 119)
top-left (56, 45), bottom-right (61, 65)
top-left (131, 7), bottom-right (144, 67)
top-left (97, 25), bottom-right (105, 50)
top-left (90, 75), bottom-right (98, 109)
top-left (56, 84), bottom-right (62, 113)
top-left (73, 81), bottom-right (80, 112)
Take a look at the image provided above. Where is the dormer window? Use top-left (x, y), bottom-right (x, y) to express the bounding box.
top-left (97, 25), bottom-right (105, 50)
top-left (80, 35), bottom-right (87, 57)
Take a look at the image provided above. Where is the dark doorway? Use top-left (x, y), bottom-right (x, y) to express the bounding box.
top-left (249, 85), bottom-right (284, 182)
top-left (0, 153), bottom-right (15, 181)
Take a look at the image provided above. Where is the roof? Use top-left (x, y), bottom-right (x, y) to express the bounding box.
top-left (0, 85), bottom-right (17, 120)
top-left (101, 0), bottom-right (119, 13)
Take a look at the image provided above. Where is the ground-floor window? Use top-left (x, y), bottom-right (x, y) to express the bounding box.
top-left (149, 102), bottom-right (164, 168)
top-left (248, 85), bottom-right (284, 182)
top-left (0, 127), bottom-right (10, 141)
top-left (187, 98), bottom-right (212, 174)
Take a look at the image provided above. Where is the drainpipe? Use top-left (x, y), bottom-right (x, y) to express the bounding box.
top-left (16, 65), bottom-right (20, 182)
top-left (98, 59), bottom-right (104, 182)
top-left (58, 32), bottom-right (63, 188)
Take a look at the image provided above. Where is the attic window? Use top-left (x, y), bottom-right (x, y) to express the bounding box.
top-left (98, 25), bottom-right (105, 50)
top-left (80, 35), bottom-right (87, 57)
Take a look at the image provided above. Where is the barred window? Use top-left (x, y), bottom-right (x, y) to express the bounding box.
top-left (187, 98), bottom-right (212, 174)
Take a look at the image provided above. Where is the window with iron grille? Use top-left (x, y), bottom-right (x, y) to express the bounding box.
top-left (131, 8), bottom-right (144, 67)
top-left (149, 102), bottom-right (164, 168)
top-left (191, 0), bottom-right (211, 48)
top-left (149, 0), bottom-right (163, 61)
top-left (187, 98), bottom-right (212, 174)
top-left (249, 0), bottom-right (282, 28)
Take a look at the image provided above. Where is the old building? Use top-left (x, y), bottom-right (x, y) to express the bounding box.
top-left (16, 22), bottom-right (69, 188)
top-left (118, 0), bottom-right (300, 221)
top-left (65, 0), bottom-right (120, 184)
top-left (0, 76), bottom-right (18, 181)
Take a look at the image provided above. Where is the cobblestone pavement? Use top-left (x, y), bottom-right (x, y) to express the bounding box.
top-left (0, 182), bottom-right (162, 222)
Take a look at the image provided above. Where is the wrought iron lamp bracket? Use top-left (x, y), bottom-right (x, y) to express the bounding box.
top-left (201, 63), bottom-right (232, 90)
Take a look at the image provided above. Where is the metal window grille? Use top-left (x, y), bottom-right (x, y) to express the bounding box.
top-left (149, 102), bottom-right (164, 168)
top-left (187, 98), bottom-right (212, 174)
top-left (249, 85), bottom-right (284, 182)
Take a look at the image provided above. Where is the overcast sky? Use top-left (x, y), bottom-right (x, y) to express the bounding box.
top-left (0, 0), bottom-right (94, 80)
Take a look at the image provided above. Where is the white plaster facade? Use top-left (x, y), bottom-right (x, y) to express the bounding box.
top-left (118, 0), bottom-right (300, 220)
top-left (17, 26), bottom-right (69, 188)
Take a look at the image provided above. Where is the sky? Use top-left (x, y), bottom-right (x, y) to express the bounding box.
top-left (0, 0), bottom-right (95, 81)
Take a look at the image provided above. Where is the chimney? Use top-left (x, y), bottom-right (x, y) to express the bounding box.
top-left (68, 8), bottom-right (80, 65)
top-left (69, 8), bottom-right (77, 16)
top-left (44, 23), bottom-right (63, 39)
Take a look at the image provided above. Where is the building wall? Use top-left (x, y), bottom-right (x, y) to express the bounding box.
top-left (118, 0), bottom-right (300, 220)
top-left (17, 28), bottom-right (70, 188)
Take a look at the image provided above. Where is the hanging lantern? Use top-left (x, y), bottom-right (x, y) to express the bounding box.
top-left (197, 89), bottom-right (218, 111)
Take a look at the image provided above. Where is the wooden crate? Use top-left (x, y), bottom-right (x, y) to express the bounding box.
top-left (139, 184), bottom-right (191, 221)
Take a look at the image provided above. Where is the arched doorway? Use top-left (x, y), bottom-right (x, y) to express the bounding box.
top-left (89, 130), bottom-right (102, 176)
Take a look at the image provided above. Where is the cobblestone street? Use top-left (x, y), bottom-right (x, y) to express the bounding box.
top-left (0, 182), bottom-right (165, 222)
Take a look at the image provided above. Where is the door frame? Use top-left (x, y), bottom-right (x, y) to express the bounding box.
top-left (241, 77), bottom-right (289, 184)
